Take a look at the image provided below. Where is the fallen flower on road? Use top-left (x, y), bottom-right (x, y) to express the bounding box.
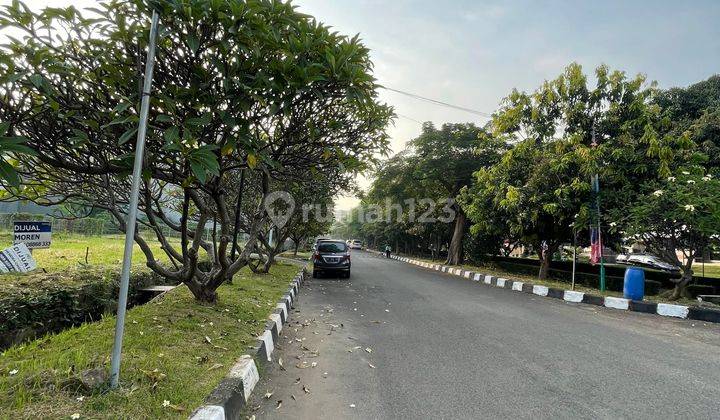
top-left (303, 385), bottom-right (311, 394)
top-left (368, 362), bottom-right (376, 369)
top-left (365, 347), bottom-right (372, 353)
top-left (350, 404), bottom-right (356, 408)
top-left (264, 391), bottom-right (273, 399)
top-left (276, 400), bottom-right (282, 410)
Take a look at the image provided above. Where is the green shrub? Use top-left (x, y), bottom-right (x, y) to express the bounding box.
top-left (0, 269), bottom-right (170, 349)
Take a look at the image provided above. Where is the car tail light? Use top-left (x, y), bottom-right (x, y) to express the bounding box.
top-left (342, 253), bottom-right (350, 262)
top-left (313, 252), bottom-right (322, 262)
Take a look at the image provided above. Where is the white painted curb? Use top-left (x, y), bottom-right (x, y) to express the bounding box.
top-left (269, 313), bottom-right (282, 333)
top-left (496, 278), bottom-right (507, 288)
top-left (533, 285), bottom-right (549, 297)
top-left (473, 273), bottom-right (482, 281)
top-left (259, 329), bottom-right (274, 361)
top-left (228, 356), bottom-right (260, 401)
top-left (563, 290), bottom-right (583, 302)
top-left (276, 302), bottom-right (288, 320)
top-left (604, 296), bottom-right (629, 310)
top-left (484, 275), bottom-right (492, 285)
top-left (189, 405), bottom-right (225, 420)
top-left (657, 303), bottom-right (690, 318)
top-left (511, 281), bottom-right (523, 291)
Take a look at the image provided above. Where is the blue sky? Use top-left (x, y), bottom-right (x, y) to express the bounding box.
top-left (290, 0), bottom-right (720, 208)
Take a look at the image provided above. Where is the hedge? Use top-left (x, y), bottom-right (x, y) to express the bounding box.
top-left (0, 269), bottom-right (171, 349)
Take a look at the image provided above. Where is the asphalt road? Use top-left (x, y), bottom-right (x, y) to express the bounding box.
top-left (249, 251), bottom-right (720, 419)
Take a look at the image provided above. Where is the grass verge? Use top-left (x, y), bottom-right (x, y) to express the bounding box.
top-left (0, 263), bottom-right (299, 419)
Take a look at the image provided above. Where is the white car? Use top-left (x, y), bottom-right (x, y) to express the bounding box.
top-left (619, 254), bottom-right (680, 273)
top-left (349, 239), bottom-right (363, 250)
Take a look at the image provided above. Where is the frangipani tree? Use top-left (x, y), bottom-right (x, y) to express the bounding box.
top-left (0, 0), bottom-right (392, 301)
top-left (612, 170), bottom-right (720, 299)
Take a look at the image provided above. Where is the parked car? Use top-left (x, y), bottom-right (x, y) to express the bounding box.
top-left (618, 253), bottom-right (680, 274)
top-left (349, 239), bottom-right (363, 250)
top-left (312, 240), bottom-right (351, 278)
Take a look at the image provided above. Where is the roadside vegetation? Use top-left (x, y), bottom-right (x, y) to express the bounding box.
top-left (407, 255), bottom-right (716, 308)
top-left (338, 67), bottom-right (720, 300)
top-left (0, 263), bottom-right (298, 418)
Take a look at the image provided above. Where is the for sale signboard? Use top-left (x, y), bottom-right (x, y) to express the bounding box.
top-left (0, 243), bottom-right (37, 273)
top-left (13, 221), bottom-right (52, 249)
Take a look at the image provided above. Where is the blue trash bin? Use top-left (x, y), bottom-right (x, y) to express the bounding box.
top-left (623, 267), bottom-right (645, 301)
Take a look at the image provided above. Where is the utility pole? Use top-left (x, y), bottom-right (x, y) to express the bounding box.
top-left (591, 124), bottom-right (606, 292)
top-left (110, 10), bottom-right (160, 389)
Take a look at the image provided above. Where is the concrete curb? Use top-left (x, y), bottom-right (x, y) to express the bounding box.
top-left (189, 266), bottom-right (307, 420)
top-left (389, 254), bottom-right (720, 324)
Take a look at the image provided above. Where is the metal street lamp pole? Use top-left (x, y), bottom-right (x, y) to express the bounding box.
top-left (591, 124), bottom-right (606, 292)
top-left (110, 10), bottom-right (160, 389)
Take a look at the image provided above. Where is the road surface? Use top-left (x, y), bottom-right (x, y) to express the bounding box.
top-left (248, 251), bottom-right (720, 419)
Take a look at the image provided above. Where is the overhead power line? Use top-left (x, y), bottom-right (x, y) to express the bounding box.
top-left (382, 86), bottom-right (493, 118)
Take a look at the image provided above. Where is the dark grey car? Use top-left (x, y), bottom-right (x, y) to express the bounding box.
top-left (312, 240), bottom-right (351, 278)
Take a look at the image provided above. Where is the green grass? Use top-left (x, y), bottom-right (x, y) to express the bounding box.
top-left (0, 263), bottom-right (299, 419)
top-left (278, 250), bottom-right (311, 260)
top-left (0, 234), bottom-right (175, 297)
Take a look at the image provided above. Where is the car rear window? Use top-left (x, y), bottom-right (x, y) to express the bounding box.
top-left (318, 242), bottom-right (347, 253)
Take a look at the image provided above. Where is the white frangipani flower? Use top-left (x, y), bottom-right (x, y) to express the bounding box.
top-left (667, 176), bottom-right (676, 182)
top-left (162, 400), bottom-right (171, 407)
top-left (684, 204), bottom-right (695, 212)
top-left (682, 171), bottom-right (690, 175)
top-left (609, 222), bottom-right (617, 227)
top-left (652, 190), bottom-right (664, 197)
top-left (687, 180), bottom-right (695, 184)
top-left (702, 176), bottom-right (711, 181)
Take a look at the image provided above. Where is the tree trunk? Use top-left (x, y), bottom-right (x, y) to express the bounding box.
top-left (185, 280), bottom-right (219, 303)
top-left (445, 210), bottom-right (467, 265)
top-left (537, 243), bottom-right (557, 280)
top-left (293, 240), bottom-right (299, 256)
top-left (669, 258), bottom-right (694, 300)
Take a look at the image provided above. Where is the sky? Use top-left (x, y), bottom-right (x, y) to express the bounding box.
top-left (7, 0), bottom-right (720, 210)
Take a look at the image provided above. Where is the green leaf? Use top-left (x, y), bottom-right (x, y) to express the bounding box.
top-left (164, 126), bottom-right (179, 143)
top-left (187, 34), bottom-right (199, 54)
top-left (189, 161), bottom-right (206, 184)
top-left (0, 159), bottom-right (20, 187)
top-left (118, 127), bottom-right (138, 145)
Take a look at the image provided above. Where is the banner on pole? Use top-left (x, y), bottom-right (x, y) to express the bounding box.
top-left (0, 243), bottom-right (37, 273)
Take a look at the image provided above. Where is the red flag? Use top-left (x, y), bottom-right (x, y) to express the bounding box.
top-left (590, 227), bottom-right (602, 265)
